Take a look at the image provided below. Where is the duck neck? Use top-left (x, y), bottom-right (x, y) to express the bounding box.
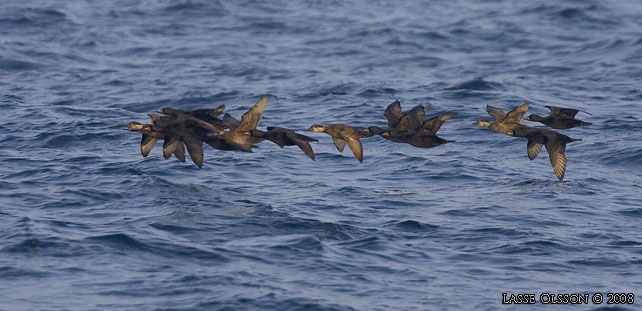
top-left (530, 114), bottom-right (544, 121)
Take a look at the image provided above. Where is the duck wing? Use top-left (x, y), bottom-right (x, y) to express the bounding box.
top-left (384, 100), bottom-right (403, 128)
top-left (545, 105), bottom-right (591, 119)
top-left (294, 132), bottom-right (318, 142)
top-left (141, 134), bottom-right (157, 157)
top-left (187, 104), bottom-right (226, 122)
top-left (416, 112), bottom-right (456, 136)
top-left (237, 96), bottom-right (267, 132)
top-left (183, 137), bottom-right (204, 168)
top-left (345, 138), bottom-right (363, 163)
top-left (148, 114), bottom-right (173, 131)
top-left (545, 140), bottom-right (567, 181)
top-left (485, 106), bottom-right (506, 121)
top-left (291, 134), bottom-right (316, 160)
top-left (174, 141), bottom-right (186, 162)
top-left (393, 105), bottom-right (425, 132)
top-left (163, 137), bottom-right (182, 159)
top-left (526, 140), bottom-right (543, 160)
top-left (503, 101), bottom-right (530, 123)
top-left (222, 113), bottom-right (241, 130)
top-left (332, 137), bottom-right (346, 152)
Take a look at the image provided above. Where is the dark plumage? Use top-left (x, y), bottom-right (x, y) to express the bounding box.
top-left (217, 96), bottom-right (268, 149)
top-left (249, 127), bottom-right (318, 160)
top-left (389, 104), bottom-right (429, 136)
top-left (369, 100), bottom-right (455, 148)
top-left (390, 113), bottom-right (456, 148)
top-left (125, 121), bottom-right (185, 161)
top-left (475, 101), bottom-right (581, 181)
top-left (513, 126), bottom-right (581, 181)
top-left (149, 111), bottom-right (217, 168)
top-left (524, 105), bottom-right (592, 129)
top-left (307, 124), bottom-right (370, 162)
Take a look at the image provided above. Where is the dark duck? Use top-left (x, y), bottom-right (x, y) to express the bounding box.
top-left (368, 100), bottom-right (456, 148)
top-left (475, 101), bottom-right (581, 181)
top-left (149, 109), bottom-right (226, 168)
top-left (249, 127), bottom-right (318, 160)
top-left (125, 121), bottom-right (186, 162)
top-left (513, 126), bottom-right (581, 181)
top-left (524, 105), bottom-right (592, 129)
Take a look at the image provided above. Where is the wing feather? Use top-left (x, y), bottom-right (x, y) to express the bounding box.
top-left (332, 137), bottom-right (345, 152)
top-left (345, 138), bottom-right (363, 163)
top-left (184, 137), bottom-right (204, 168)
top-left (237, 96), bottom-right (267, 132)
top-left (140, 134), bottom-right (157, 157)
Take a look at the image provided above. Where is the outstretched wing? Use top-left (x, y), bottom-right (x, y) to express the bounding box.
top-left (503, 101), bottom-right (530, 123)
top-left (526, 140), bottom-right (543, 160)
top-left (332, 137), bottom-right (345, 152)
top-left (183, 137), bottom-right (204, 168)
top-left (140, 134), bottom-right (157, 157)
top-left (345, 138), bottom-right (363, 163)
top-left (394, 105), bottom-right (426, 132)
top-left (163, 137), bottom-right (181, 159)
top-left (416, 112), bottom-right (456, 136)
top-left (291, 134), bottom-right (315, 161)
top-left (174, 141), bottom-right (186, 162)
top-left (384, 100), bottom-right (403, 129)
top-left (486, 105), bottom-right (506, 121)
top-left (237, 96), bottom-right (267, 132)
top-left (545, 140), bottom-right (567, 181)
top-left (222, 113), bottom-right (241, 130)
top-left (545, 105), bottom-right (590, 119)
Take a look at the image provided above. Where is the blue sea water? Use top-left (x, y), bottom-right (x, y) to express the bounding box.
top-left (1, 0), bottom-right (642, 310)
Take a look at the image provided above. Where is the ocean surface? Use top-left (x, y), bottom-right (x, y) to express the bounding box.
top-left (1, 0), bottom-right (642, 310)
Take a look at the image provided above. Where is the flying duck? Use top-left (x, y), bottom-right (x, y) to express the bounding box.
top-left (307, 123), bottom-right (370, 162)
top-left (513, 126), bottom-right (581, 181)
top-left (249, 127), bottom-right (318, 160)
top-left (524, 105), bottom-right (592, 129)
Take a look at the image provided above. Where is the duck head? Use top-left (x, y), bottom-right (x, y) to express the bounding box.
top-left (157, 107), bottom-right (178, 115)
top-left (523, 114), bottom-right (542, 121)
top-left (307, 124), bottom-right (325, 132)
top-left (125, 121), bottom-right (143, 131)
top-left (247, 129), bottom-right (266, 138)
top-left (209, 105), bottom-right (226, 118)
top-left (473, 119), bottom-right (491, 127)
top-left (366, 126), bottom-right (384, 135)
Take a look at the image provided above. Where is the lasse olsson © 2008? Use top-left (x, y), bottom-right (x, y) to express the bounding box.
top-left (502, 292), bottom-right (635, 305)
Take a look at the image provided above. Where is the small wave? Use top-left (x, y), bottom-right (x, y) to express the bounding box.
top-left (86, 233), bottom-right (146, 250)
top-left (388, 220), bottom-right (439, 233)
top-left (446, 78), bottom-right (503, 91)
top-left (161, 0), bottom-right (227, 17)
top-left (617, 208), bottom-right (642, 218)
top-left (268, 234), bottom-right (324, 253)
top-left (0, 58), bottom-right (42, 71)
top-left (0, 265), bottom-right (52, 279)
top-left (196, 295), bottom-right (356, 311)
top-left (0, 8), bottom-right (70, 28)
top-left (356, 87), bottom-right (397, 98)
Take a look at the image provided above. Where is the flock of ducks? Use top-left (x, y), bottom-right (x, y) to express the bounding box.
top-left (126, 96), bottom-right (591, 181)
